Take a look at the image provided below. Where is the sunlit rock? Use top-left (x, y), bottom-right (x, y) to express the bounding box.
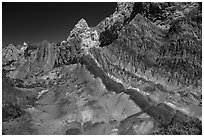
top-left (2, 2), bottom-right (202, 135)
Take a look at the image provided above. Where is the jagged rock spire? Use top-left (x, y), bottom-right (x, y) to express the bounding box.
top-left (74, 18), bottom-right (89, 31)
top-left (67, 18), bottom-right (89, 40)
top-left (66, 18), bottom-right (99, 54)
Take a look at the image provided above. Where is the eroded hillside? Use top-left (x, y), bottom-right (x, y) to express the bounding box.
top-left (2, 2), bottom-right (202, 135)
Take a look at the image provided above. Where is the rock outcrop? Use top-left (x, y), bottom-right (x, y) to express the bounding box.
top-left (2, 2), bottom-right (202, 135)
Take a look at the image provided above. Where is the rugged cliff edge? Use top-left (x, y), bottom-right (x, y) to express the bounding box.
top-left (2, 2), bottom-right (202, 135)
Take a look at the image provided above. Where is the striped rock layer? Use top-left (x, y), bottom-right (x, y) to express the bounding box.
top-left (2, 2), bottom-right (202, 135)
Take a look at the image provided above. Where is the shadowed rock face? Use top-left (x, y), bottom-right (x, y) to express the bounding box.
top-left (2, 2), bottom-right (202, 135)
top-left (66, 128), bottom-right (81, 135)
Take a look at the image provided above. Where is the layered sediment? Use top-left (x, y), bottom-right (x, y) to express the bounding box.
top-left (2, 2), bottom-right (202, 135)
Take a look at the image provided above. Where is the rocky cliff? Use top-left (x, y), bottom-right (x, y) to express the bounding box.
top-left (2, 2), bottom-right (202, 135)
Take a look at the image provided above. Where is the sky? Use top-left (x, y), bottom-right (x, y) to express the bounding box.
top-left (2, 2), bottom-right (117, 46)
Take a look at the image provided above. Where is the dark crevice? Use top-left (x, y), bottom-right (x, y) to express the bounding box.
top-left (99, 24), bottom-right (120, 47)
top-left (124, 2), bottom-right (144, 24)
top-left (99, 3), bottom-right (142, 47)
